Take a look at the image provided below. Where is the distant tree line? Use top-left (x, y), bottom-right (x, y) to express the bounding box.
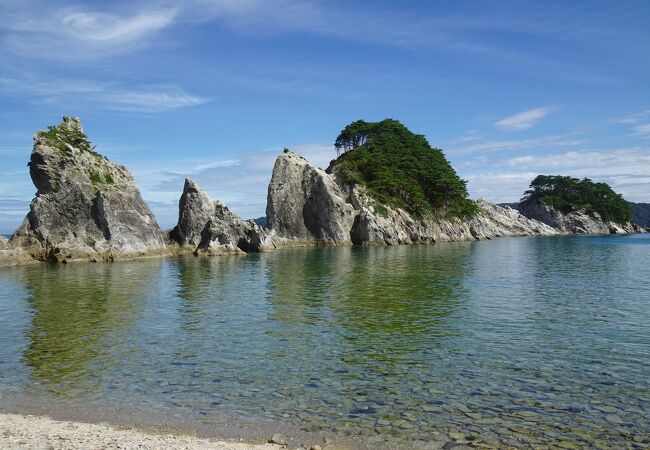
top-left (629, 202), bottom-right (650, 227)
top-left (521, 175), bottom-right (632, 223)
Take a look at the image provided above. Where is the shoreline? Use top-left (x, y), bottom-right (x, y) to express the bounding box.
top-left (0, 393), bottom-right (356, 450)
top-left (0, 391), bottom-right (464, 450)
top-left (3, 229), bottom-right (644, 269)
top-left (0, 412), bottom-right (285, 450)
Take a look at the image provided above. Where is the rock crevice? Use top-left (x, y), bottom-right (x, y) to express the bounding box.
top-left (266, 150), bottom-right (355, 245)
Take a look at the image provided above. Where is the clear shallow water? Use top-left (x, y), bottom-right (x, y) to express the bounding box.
top-left (0, 234), bottom-right (649, 448)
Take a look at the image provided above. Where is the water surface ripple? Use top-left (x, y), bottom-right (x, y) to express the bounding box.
top-left (1, 234), bottom-right (649, 448)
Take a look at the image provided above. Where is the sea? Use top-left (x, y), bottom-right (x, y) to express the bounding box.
top-left (0, 233), bottom-right (648, 448)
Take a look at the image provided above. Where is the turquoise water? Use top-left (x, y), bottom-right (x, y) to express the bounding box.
top-left (0, 234), bottom-right (649, 448)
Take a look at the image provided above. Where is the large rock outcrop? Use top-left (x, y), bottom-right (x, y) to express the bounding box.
top-left (3, 120), bottom-right (643, 268)
top-left (518, 199), bottom-right (642, 235)
top-left (266, 150), bottom-right (558, 246)
top-left (9, 117), bottom-right (166, 263)
top-left (169, 178), bottom-right (271, 255)
top-left (169, 179), bottom-right (216, 247)
top-left (266, 150), bottom-right (356, 246)
top-left (339, 179), bottom-right (557, 245)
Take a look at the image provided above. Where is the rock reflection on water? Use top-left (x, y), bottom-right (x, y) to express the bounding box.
top-left (0, 235), bottom-right (648, 448)
top-left (20, 260), bottom-right (159, 395)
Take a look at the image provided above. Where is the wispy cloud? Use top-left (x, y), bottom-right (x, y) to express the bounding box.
top-left (0, 76), bottom-right (207, 113)
top-left (442, 106), bottom-right (650, 204)
top-left (505, 147), bottom-right (650, 170)
top-left (101, 88), bottom-right (207, 112)
top-left (613, 110), bottom-right (650, 125)
top-left (633, 123), bottom-right (650, 138)
top-left (59, 8), bottom-right (177, 44)
top-left (611, 110), bottom-right (650, 139)
top-left (466, 171), bottom-right (539, 202)
top-left (2, 4), bottom-right (177, 58)
top-left (444, 129), bottom-right (483, 145)
top-left (131, 142), bottom-right (335, 227)
top-left (463, 146), bottom-right (650, 203)
top-left (494, 107), bottom-right (552, 131)
top-left (176, 0), bottom-right (650, 79)
top-left (447, 132), bottom-right (585, 155)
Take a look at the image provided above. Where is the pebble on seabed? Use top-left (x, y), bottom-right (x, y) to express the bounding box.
top-left (269, 433), bottom-right (288, 446)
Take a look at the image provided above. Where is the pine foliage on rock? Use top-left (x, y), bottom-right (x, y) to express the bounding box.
top-left (520, 175), bottom-right (632, 224)
top-left (36, 119), bottom-right (95, 155)
top-left (329, 119), bottom-right (477, 218)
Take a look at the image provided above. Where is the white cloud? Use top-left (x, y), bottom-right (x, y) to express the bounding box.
top-left (0, 76), bottom-right (207, 113)
top-left (463, 146), bottom-right (650, 204)
top-left (58, 8), bottom-right (177, 44)
top-left (102, 88), bottom-right (207, 112)
top-left (193, 160), bottom-right (241, 171)
top-left (506, 147), bottom-right (650, 170)
top-left (444, 129), bottom-right (483, 145)
top-left (633, 123), bottom-right (650, 138)
top-left (494, 107), bottom-right (552, 131)
top-left (614, 110), bottom-right (650, 125)
top-left (1, 3), bottom-right (177, 59)
top-left (447, 132), bottom-right (585, 155)
top-left (610, 110), bottom-right (650, 139)
top-left (465, 172), bottom-right (539, 202)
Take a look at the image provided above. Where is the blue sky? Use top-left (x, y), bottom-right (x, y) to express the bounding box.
top-left (1, 0), bottom-right (650, 233)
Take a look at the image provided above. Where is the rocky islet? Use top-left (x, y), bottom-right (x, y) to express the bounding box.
top-left (517, 199), bottom-right (642, 234)
top-left (168, 178), bottom-right (272, 255)
top-left (0, 117), bottom-right (644, 267)
top-left (6, 117), bottom-right (165, 264)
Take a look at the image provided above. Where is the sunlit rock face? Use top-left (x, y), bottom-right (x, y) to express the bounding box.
top-left (518, 199), bottom-right (641, 235)
top-left (265, 150), bottom-right (558, 247)
top-left (266, 150), bottom-right (356, 246)
top-left (170, 178), bottom-right (272, 255)
top-left (169, 178), bottom-right (215, 248)
top-left (9, 117), bottom-right (166, 263)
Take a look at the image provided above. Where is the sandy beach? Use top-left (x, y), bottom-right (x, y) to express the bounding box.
top-left (0, 413), bottom-right (285, 450)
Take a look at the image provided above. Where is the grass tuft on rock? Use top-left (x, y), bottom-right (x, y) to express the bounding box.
top-left (37, 123), bottom-right (95, 155)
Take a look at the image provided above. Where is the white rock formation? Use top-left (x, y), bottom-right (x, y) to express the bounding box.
top-left (170, 178), bottom-right (272, 255)
top-left (9, 117), bottom-right (166, 263)
top-left (518, 199), bottom-right (641, 235)
top-left (265, 150), bottom-right (558, 246)
top-left (266, 150), bottom-right (356, 246)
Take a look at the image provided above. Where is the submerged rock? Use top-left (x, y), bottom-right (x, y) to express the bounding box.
top-left (269, 433), bottom-right (288, 446)
top-left (170, 178), bottom-right (271, 255)
top-left (518, 199), bottom-right (640, 234)
top-left (9, 117), bottom-right (166, 263)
